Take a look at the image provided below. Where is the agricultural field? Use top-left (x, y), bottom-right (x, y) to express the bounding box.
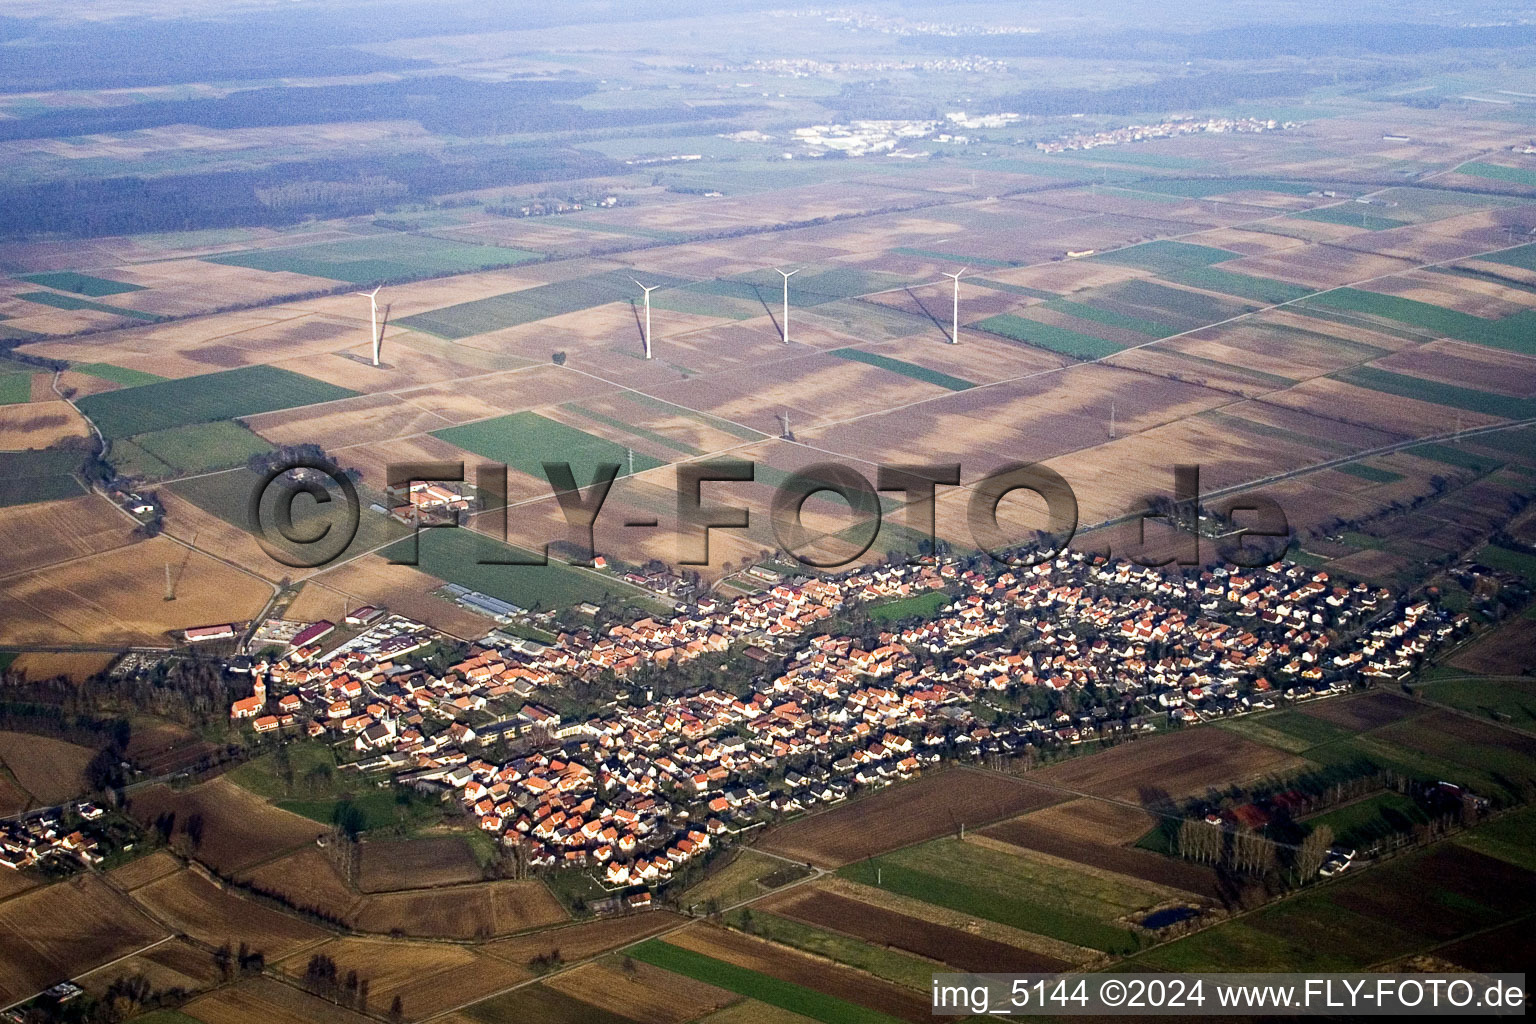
top-left (1134, 839), bottom-right (1536, 972)
top-left (756, 769), bottom-right (1060, 867)
top-left (0, 535), bottom-right (272, 647)
top-left (205, 233), bottom-right (544, 284)
top-left (0, 875), bottom-right (170, 1005)
top-left (346, 879), bottom-right (568, 940)
top-left (1419, 674), bottom-right (1536, 728)
top-left (0, 731), bottom-right (95, 805)
top-left (838, 837), bottom-right (1153, 955)
top-left (274, 937), bottom-right (532, 1023)
top-left (0, 447), bottom-right (86, 506)
top-left (433, 410), bottom-right (668, 482)
top-left (356, 836), bottom-right (487, 892)
top-left (125, 778), bottom-right (328, 875)
top-left (110, 420), bottom-right (273, 479)
top-left (179, 974), bottom-right (376, 1024)
top-left (633, 925), bottom-right (932, 1024)
top-left (1030, 726), bottom-right (1309, 804)
top-left (77, 364), bottom-right (358, 439)
top-left (130, 869), bottom-right (332, 960)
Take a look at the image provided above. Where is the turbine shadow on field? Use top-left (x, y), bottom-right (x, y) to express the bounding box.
top-left (750, 283), bottom-right (783, 340)
top-left (905, 285), bottom-right (951, 343)
top-left (628, 298), bottom-right (647, 354)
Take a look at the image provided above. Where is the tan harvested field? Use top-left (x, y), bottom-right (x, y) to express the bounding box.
top-left (77, 936), bottom-right (221, 999)
top-left (125, 778), bottom-right (327, 874)
top-left (0, 536), bottom-right (272, 647)
top-left (1031, 728), bottom-right (1308, 804)
top-left (181, 974), bottom-right (376, 1024)
top-left (270, 338), bottom-right (508, 395)
top-left (1264, 377), bottom-right (1504, 436)
top-left (664, 924), bottom-right (933, 1023)
top-left (545, 957), bottom-right (738, 1024)
top-left (0, 494), bottom-right (134, 578)
top-left (357, 835), bottom-right (484, 892)
top-left (238, 848), bottom-right (362, 921)
top-left (761, 886), bottom-right (1070, 973)
top-left (0, 863), bottom-right (41, 900)
top-left (347, 878), bottom-right (568, 939)
top-left (107, 850), bottom-right (184, 891)
top-left (299, 554), bottom-right (491, 639)
top-left (0, 731), bottom-right (95, 804)
top-left (755, 768), bottom-right (1062, 867)
top-left (0, 400), bottom-right (91, 449)
top-left (154, 488), bottom-right (285, 579)
top-left (0, 874), bottom-right (169, 1005)
top-left (132, 869), bottom-right (331, 960)
top-left (1005, 795), bottom-right (1160, 846)
top-left (482, 910), bottom-right (683, 968)
top-left (1298, 690), bottom-right (1423, 732)
top-left (331, 432), bottom-right (477, 492)
top-left (1225, 245), bottom-right (1417, 290)
top-left (245, 392), bottom-right (457, 450)
top-left (7, 651), bottom-right (115, 682)
top-left (275, 937), bottom-right (531, 1022)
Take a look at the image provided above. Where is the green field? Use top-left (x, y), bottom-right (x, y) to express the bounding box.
top-left (1406, 442), bottom-right (1502, 471)
top-left (1097, 278), bottom-right (1257, 328)
top-left (890, 247), bottom-right (1020, 268)
top-left (397, 269), bottom-right (690, 340)
top-left (111, 420), bottom-right (273, 479)
top-left (868, 590), bottom-right (951, 624)
top-left (0, 448), bottom-right (85, 506)
top-left (1135, 840), bottom-right (1536, 972)
top-left (1455, 806), bottom-right (1536, 873)
top-left (18, 271), bottom-right (146, 297)
top-left (1418, 678), bottom-right (1536, 729)
top-left (1302, 288), bottom-right (1536, 354)
top-left (1336, 462), bottom-right (1405, 484)
top-left (1485, 241), bottom-right (1536, 272)
top-left (971, 278), bottom-right (1059, 300)
top-left (1120, 178), bottom-right (1322, 199)
top-left (1170, 266), bottom-right (1317, 304)
top-left (69, 362), bottom-right (168, 387)
top-left (205, 233), bottom-right (543, 284)
top-left (975, 313), bottom-right (1124, 358)
top-left (827, 348), bottom-right (975, 391)
top-left (724, 910), bottom-right (935, 990)
top-left (631, 939), bottom-right (903, 1024)
top-left (0, 372), bottom-right (32, 405)
top-left (1455, 161), bottom-right (1536, 188)
top-left (1473, 542), bottom-right (1536, 583)
top-left (1216, 710), bottom-right (1358, 754)
top-left (17, 291), bottom-right (160, 322)
top-left (77, 364), bottom-right (358, 439)
top-left (839, 838), bottom-right (1146, 954)
top-left (1042, 298), bottom-right (1171, 337)
top-left (733, 267), bottom-right (910, 308)
top-left (1290, 205), bottom-right (1409, 230)
top-left (1088, 239), bottom-right (1240, 273)
top-left (1333, 366), bottom-right (1536, 420)
top-left (1299, 791), bottom-right (1430, 849)
top-left (383, 527), bottom-right (638, 613)
top-left (433, 411), bottom-right (668, 484)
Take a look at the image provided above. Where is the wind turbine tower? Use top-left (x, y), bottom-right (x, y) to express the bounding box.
top-left (942, 268), bottom-right (966, 345)
top-left (779, 410), bottom-right (792, 440)
top-left (774, 268), bottom-right (800, 345)
top-left (354, 286), bottom-right (383, 366)
top-left (631, 278), bottom-right (659, 359)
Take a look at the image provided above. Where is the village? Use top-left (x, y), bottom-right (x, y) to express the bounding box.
top-left (1034, 116), bottom-right (1296, 154)
top-left (221, 550), bottom-right (1460, 904)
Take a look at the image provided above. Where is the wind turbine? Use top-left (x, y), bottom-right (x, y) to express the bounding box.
top-left (354, 286), bottom-right (383, 366)
top-left (775, 267), bottom-right (800, 345)
top-left (631, 278), bottom-right (658, 359)
top-left (941, 268), bottom-right (966, 345)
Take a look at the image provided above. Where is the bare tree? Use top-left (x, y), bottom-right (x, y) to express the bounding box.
top-left (1296, 825), bottom-right (1334, 881)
